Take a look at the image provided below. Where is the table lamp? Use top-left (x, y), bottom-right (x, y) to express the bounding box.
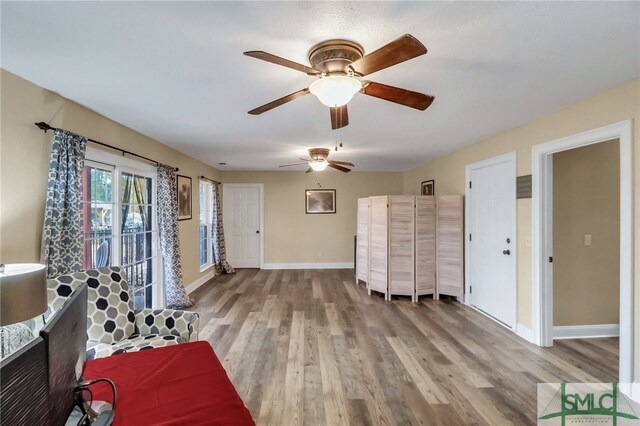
top-left (0, 263), bottom-right (47, 326)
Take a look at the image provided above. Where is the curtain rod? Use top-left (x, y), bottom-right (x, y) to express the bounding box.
top-left (199, 175), bottom-right (221, 185)
top-left (34, 122), bottom-right (179, 172)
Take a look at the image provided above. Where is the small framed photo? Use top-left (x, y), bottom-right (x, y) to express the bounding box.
top-left (305, 189), bottom-right (336, 214)
top-left (421, 180), bottom-right (435, 196)
top-left (177, 175), bottom-right (192, 220)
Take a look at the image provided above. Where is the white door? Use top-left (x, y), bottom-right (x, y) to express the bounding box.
top-left (223, 184), bottom-right (262, 268)
top-left (467, 153), bottom-right (516, 328)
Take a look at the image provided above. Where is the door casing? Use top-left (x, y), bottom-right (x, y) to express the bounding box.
top-left (532, 120), bottom-right (634, 392)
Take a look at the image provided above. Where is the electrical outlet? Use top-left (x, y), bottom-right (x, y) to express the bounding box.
top-left (584, 234), bottom-right (592, 246)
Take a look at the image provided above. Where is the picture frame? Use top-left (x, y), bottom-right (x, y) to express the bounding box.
top-left (177, 175), bottom-right (192, 220)
top-left (305, 189), bottom-right (336, 214)
top-left (421, 179), bottom-right (435, 196)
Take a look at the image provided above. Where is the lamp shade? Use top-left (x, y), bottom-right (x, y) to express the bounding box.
top-left (309, 160), bottom-right (329, 171)
top-left (0, 264), bottom-right (47, 326)
top-left (309, 76), bottom-right (362, 107)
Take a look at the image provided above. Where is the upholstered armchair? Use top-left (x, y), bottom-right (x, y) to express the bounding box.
top-left (46, 267), bottom-right (199, 359)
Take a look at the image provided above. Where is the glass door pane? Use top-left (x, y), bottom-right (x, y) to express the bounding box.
top-left (120, 172), bottom-right (157, 309)
top-left (82, 163), bottom-right (114, 270)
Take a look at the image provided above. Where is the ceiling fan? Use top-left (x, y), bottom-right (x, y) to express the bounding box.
top-left (244, 34), bottom-right (435, 129)
top-left (280, 148), bottom-right (354, 173)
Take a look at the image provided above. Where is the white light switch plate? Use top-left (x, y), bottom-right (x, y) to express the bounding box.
top-left (584, 234), bottom-right (592, 246)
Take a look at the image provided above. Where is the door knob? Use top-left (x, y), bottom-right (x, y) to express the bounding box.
top-left (503, 249), bottom-right (511, 255)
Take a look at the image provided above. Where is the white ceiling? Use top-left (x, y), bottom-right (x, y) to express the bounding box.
top-left (2, 1), bottom-right (638, 172)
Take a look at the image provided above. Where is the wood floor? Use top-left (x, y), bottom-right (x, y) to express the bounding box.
top-left (191, 269), bottom-right (618, 426)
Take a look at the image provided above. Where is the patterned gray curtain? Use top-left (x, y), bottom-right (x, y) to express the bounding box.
top-left (211, 183), bottom-right (234, 274)
top-left (156, 164), bottom-right (193, 308)
top-left (41, 129), bottom-right (87, 278)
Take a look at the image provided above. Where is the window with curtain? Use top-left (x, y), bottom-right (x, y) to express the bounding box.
top-left (199, 180), bottom-right (213, 270)
top-left (81, 150), bottom-right (161, 309)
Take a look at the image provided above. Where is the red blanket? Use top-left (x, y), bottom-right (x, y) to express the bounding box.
top-left (83, 341), bottom-right (255, 426)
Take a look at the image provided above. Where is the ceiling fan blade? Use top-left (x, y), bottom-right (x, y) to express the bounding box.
top-left (328, 163), bottom-right (351, 173)
top-left (362, 81), bottom-right (434, 110)
top-left (305, 167), bottom-right (313, 174)
top-left (299, 158), bottom-right (313, 162)
top-left (248, 88), bottom-right (310, 115)
top-left (279, 162), bottom-right (308, 168)
top-left (349, 34), bottom-right (427, 76)
top-left (244, 51), bottom-right (320, 75)
top-left (330, 105), bottom-right (349, 130)
top-left (328, 160), bottom-right (355, 167)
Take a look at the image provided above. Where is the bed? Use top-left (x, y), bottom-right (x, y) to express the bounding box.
top-left (83, 341), bottom-right (255, 426)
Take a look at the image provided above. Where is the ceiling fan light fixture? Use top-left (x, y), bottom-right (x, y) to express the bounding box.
top-left (309, 76), bottom-right (362, 107)
top-left (309, 160), bottom-right (329, 171)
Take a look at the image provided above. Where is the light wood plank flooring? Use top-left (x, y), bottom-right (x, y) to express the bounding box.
top-left (191, 269), bottom-right (618, 426)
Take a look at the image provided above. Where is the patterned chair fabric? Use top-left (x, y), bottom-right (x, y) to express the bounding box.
top-left (87, 334), bottom-right (186, 359)
top-left (46, 267), bottom-right (199, 359)
top-left (135, 308), bottom-right (199, 342)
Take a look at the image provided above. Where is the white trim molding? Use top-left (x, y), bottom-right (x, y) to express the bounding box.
top-left (185, 269), bottom-right (216, 294)
top-left (516, 323), bottom-right (535, 343)
top-left (531, 119), bottom-right (634, 386)
top-left (553, 324), bottom-right (619, 340)
top-left (262, 262), bottom-right (353, 270)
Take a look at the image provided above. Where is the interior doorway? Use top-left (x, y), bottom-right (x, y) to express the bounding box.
top-left (552, 139), bottom-right (620, 340)
top-left (551, 139), bottom-right (620, 381)
top-left (532, 120), bottom-right (633, 388)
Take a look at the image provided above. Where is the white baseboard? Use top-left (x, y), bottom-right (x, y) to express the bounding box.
top-left (185, 270), bottom-right (216, 294)
top-left (261, 262), bottom-right (354, 270)
top-left (516, 323), bottom-right (535, 343)
top-left (553, 324), bottom-right (619, 339)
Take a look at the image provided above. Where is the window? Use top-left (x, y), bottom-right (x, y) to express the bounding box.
top-left (82, 149), bottom-right (161, 309)
top-left (199, 180), bottom-right (213, 270)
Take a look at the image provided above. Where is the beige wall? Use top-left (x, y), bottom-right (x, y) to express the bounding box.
top-left (402, 78), bottom-right (638, 334)
top-left (553, 139), bottom-right (620, 326)
top-left (0, 69), bottom-right (221, 287)
top-left (219, 171), bottom-right (403, 264)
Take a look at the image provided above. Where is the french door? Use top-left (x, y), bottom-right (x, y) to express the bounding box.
top-left (81, 151), bottom-right (162, 308)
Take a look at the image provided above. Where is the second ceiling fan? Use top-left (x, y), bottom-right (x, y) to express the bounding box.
top-left (280, 148), bottom-right (354, 173)
top-left (245, 34), bottom-right (435, 130)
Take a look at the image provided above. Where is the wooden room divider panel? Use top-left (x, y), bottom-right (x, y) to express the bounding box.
top-left (435, 195), bottom-right (464, 299)
top-left (356, 198), bottom-right (369, 284)
top-left (415, 196), bottom-right (437, 300)
top-left (356, 195), bottom-right (463, 302)
top-left (388, 196), bottom-right (415, 299)
top-left (368, 196), bottom-right (388, 299)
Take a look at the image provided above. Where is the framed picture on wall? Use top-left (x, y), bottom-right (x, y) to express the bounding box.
top-left (177, 175), bottom-right (192, 220)
top-left (305, 189), bottom-right (336, 214)
top-left (421, 180), bottom-right (435, 196)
